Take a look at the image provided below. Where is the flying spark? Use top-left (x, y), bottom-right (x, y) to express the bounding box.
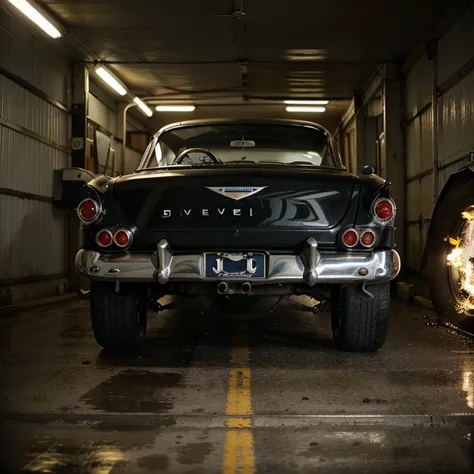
top-left (447, 209), bottom-right (474, 311)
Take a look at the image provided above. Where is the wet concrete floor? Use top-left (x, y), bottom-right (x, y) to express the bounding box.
top-left (1, 296), bottom-right (474, 473)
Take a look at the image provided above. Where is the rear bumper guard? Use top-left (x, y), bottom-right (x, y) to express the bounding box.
top-left (75, 238), bottom-right (401, 285)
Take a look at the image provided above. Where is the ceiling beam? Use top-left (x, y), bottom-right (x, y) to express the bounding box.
top-left (83, 60), bottom-right (382, 66)
top-left (141, 94), bottom-right (353, 102)
top-left (144, 101), bottom-right (351, 106)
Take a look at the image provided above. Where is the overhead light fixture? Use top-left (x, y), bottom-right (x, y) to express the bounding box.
top-left (133, 97), bottom-right (153, 117)
top-left (8, 0), bottom-right (62, 38)
top-left (95, 66), bottom-right (127, 96)
top-left (156, 105), bottom-right (196, 112)
top-left (284, 100), bottom-right (329, 105)
top-left (286, 106), bottom-right (326, 113)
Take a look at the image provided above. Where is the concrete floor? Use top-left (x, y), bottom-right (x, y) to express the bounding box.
top-left (1, 296), bottom-right (474, 473)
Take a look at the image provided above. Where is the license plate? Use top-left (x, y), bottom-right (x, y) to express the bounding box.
top-left (204, 252), bottom-right (266, 278)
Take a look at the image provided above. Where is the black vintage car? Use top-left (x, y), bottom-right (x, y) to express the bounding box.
top-left (74, 119), bottom-right (400, 352)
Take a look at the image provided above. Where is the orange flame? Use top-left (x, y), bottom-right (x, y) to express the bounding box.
top-left (447, 209), bottom-right (474, 311)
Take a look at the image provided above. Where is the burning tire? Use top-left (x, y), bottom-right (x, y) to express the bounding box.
top-left (427, 180), bottom-right (474, 331)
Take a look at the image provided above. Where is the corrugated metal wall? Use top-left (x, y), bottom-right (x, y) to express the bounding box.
top-left (0, 9), bottom-right (70, 105)
top-left (437, 4), bottom-right (474, 86)
top-left (0, 195), bottom-right (67, 279)
top-left (89, 93), bottom-right (118, 137)
top-left (0, 7), bottom-right (71, 305)
top-left (406, 54), bottom-right (433, 116)
top-left (438, 70), bottom-right (474, 181)
top-left (405, 106), bottom-right (434, 272)
top-left (0, 77), bottom-right (69, 195)
top-left (404, 4), bottom-right (474, 275)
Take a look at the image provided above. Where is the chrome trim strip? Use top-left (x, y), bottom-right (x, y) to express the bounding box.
top-left (75, 251), bottom-right (155, 282)
top-left (76, 242), bottom-right (401, 286)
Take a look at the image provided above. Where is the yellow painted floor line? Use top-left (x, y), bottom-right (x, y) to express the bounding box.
top-left (226, 368), bottom-right (252, 416)
top-left (226, 418), bottom-right (252, 429)
top-left (223, 322), bottom-right (256, 474)
top-left (223, 430), bottom-right (256, 474)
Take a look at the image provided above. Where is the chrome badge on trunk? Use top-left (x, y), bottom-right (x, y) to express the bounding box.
top-left (206, 186), bottom-right (266, 201)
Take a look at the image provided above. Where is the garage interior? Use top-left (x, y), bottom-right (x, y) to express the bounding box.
top-left (1, 0), bottom-right (474, 472)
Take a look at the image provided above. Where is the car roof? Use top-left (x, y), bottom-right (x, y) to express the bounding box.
top-left (153, 118), bottom-right (331, 138)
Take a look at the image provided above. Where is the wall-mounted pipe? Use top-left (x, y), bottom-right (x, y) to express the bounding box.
top-left (431, 42), bottom-right (439, 204)
top-left (121, 102), bottom-right (137, 175)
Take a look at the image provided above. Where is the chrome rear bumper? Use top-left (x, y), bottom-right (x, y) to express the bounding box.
top-left (76, 238), bottom-right (401, 286)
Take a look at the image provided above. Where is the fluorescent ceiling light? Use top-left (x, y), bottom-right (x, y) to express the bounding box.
top-left (156, 105), bottom-right (196, 112)
top-left (286, 106), bottom-right (326, 113)
top-left (133, 97), bottom-right (153, 117)
top-left (95, 66), bottom-right (127, 96)
top-left (8, 0), bottom-right (62, 38)
top-left (284, 100), bottom-right (329, 105)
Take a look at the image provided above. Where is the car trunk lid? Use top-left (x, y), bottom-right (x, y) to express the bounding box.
top-left (113, 167), bottom-right (357, 232)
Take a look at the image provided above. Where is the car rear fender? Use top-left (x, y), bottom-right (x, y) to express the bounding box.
top-left (354, 172), bottom-right (392, 225)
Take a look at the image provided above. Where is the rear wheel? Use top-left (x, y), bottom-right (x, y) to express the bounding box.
top-left (331, 283), bottom-right (390, 352)
top-left (427, 180), bottom-right (474, 331)
top-left (90, 282), bottom-right (147, 350)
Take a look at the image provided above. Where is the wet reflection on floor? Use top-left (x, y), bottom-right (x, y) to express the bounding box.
top-left (1, 298), bottom-right (474, 473)
top-left (463, 370), bottom-right (474, 409)
top-left (23, 443), bottom-right (127, 474)
top-left (11, 424), bottom-right (474, 474)
top-left (80, 370), bottom-right (182, 413)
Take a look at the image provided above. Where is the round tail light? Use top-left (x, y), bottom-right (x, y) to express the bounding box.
top-left (360, 230), bottom-right (376, 248)
top-left (78, 198), bottom-right (100, 223)
top-left (96, 230), bottom-right (113, 248)
top-left (342, 229), bottom-right (359, 248)
top-left (374, 199), bottom-right (394, 222)
top-left (114, 229), bottom-right (132, 248)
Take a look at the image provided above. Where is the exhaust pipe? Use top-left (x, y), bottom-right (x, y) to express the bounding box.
top-left (217, 281), bottom-right (229, 295)
top-left (241, 282), bottom-right (252, 295)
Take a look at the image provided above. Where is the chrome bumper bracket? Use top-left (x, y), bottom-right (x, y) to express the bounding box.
top-left (152, 239), bottom-right (173, 284)
top-left (301, 237), bottom-right (321, 286)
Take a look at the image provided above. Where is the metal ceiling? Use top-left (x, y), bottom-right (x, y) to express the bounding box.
top-left (34, 0), bottom-right (459, 128)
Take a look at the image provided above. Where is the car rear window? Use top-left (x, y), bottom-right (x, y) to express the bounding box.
top-left (141, 123), bottom-right (342, 169)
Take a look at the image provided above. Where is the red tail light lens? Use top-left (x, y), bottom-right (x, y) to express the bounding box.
top-left (96, 230), bottom-right (113, 247)
top-left (78, 198), bottom-right (100, 223)
top-left (342, 229), bottom-right (359, 248)
top-left (360, 230), bottom-right (376, 247)
top-left (374, 199), bottom-right (394, 221)
top-left (114, 229), bottom-right (132, 248)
